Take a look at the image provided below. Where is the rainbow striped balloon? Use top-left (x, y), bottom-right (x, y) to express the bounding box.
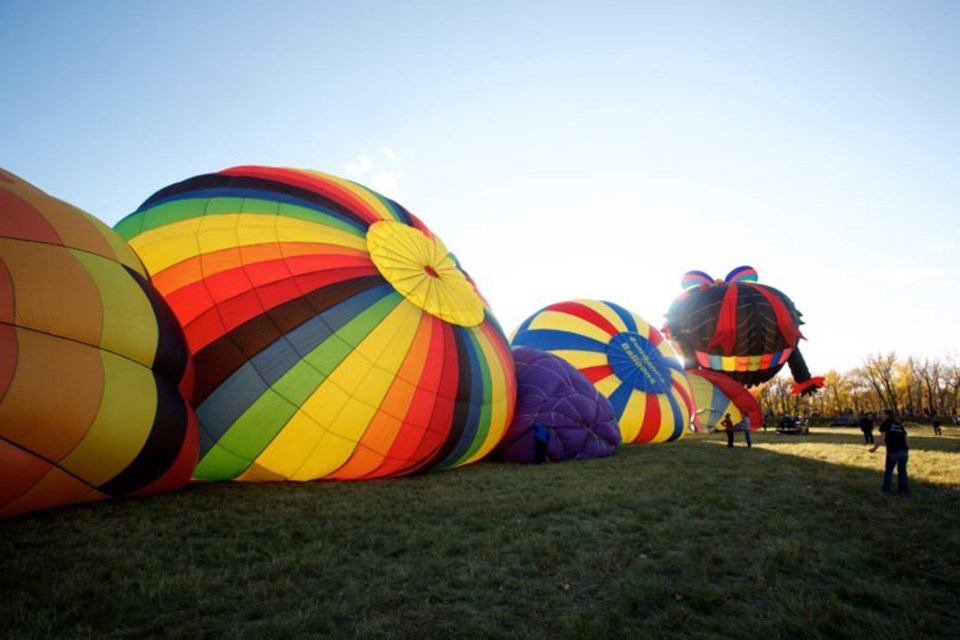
top-left (1, 170), bottom-right (199, 517)
top-left (114, 166), bottom-right (515, 481)
top-left (511, 300), bottom-right (693, 444)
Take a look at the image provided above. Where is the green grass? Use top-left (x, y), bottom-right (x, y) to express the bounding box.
top-left (3, 428), bottom-right (960, 639)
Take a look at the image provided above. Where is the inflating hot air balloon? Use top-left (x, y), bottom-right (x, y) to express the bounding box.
top-left (663, 266), bottom-right (823, 395)
top-left (686, 369), bottom-right (762, 433)
top-left (511, 300), bottom-right (693, 444)
top-left (491, 347), bottom-right (620, 463)
top-left (0, 170), bottom-right (199, 517)
top-left (114, 166), bottom-right (515, 481)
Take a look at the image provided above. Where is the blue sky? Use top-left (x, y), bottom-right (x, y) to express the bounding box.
top-left (2, 0), bottom-right (958, 373)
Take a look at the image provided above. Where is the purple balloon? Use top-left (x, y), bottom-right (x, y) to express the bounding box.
top-left (492, 347), bottom-right (621, 463)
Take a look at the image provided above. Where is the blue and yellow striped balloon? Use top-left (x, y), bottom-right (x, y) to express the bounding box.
top-left (512, 300), bottom-right (693, 444)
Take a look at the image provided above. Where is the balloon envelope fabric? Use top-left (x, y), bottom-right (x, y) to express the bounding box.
top-left (511, 300), bottom-right (693, 444)
top-left (663, 266), bottom-right (822, 394)
top-left (492, 347), bottom-right (620, 463)
top-left (686, 369), bottom-right (761, 433)
top-left (0, 169), bottom-right (199, 517)
top-left (114, 166), bottom-right (515, 481)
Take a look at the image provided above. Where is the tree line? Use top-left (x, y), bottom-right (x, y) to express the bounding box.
top-left (756, 352), bottom-right (960, 420)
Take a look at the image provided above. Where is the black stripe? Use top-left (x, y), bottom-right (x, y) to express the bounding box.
top-left (97, 373), bottom-right (189, 496)
top-left (123, 266), bottom-right (189, 385)
top-left (192, 274), bottom-right (387, 404)
top-left (138, 173), bottom-right (369, 230)
top-left (424, 326), bottom-right (473, 468)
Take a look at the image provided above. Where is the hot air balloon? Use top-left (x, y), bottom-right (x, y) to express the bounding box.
top-left (511, 300), bottom-right (693, 444)
top-left (663, 266), bottom-right (823, 395)
top-left (491, 347), bottom-right (620, 463)
top-left (114, 166), bottom-right (515, 481)
top-left (0, 170), bottom-right (199, 517)
top-left (686, 369), bottom-right (762, 433)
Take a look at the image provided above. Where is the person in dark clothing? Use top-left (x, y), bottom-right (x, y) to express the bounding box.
top-left (533, 423), bottom-right (549, 464)
top-left (871, 409), bottom-right (910, 495)
top-left (859, 412), bottom-right (875, 444)
top-left (932, 417), bottom-right (942, 435)
top-left (721, 413), bottom-right (735, 448)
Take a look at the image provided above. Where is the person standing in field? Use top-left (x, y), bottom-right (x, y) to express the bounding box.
top-left (932, 417), bottom-right (942, 435)
top-left (721, 413), bottom-right (735, 448)
top-left (870, 409), bottom-right (910, 496)
top-left (737, 413), bottom-right (753, 448)
top-left (859, 411), bottom-right (875, 444)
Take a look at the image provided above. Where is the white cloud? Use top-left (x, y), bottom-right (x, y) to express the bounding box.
top-left (342, 148), bottom-right (403, 200)
top-left (343, 155), bottom-right (374, 180)
top-left (929, 242), bottom-right (956, 253)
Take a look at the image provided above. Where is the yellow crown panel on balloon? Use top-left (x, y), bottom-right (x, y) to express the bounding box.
top-left (511, 299), bottom-right (693, 444)
top-left (114, 166), bottom-right (515, 481)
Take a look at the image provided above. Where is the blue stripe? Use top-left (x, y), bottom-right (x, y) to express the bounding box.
top-left (665, 391), bottom-right (685, 442)
top-left (603, 300), bottom-right (638, 333)
top-left (144, 188), bottom-right (367, 231)
top-left (606, 384), bottom-right (633, 421)
top-left (511, 329), bottom-right (609, 353)
top-left (435, 327), bottom-right (485, 468)
top-left (196, 284), bottom-right (395, 456)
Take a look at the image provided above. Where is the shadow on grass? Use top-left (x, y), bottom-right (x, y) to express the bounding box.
top-left (739, 426), bottom-right (960, 454)
top-left (2, 436), bottom-right (960, 639)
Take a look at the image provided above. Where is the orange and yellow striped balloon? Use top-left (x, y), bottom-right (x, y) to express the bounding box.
top-left (511, 300), bottom-right (693, 443)
top-left (114, 166), bottom-right (515, 481)
top-left (0, 170), bottom-right (199, 517)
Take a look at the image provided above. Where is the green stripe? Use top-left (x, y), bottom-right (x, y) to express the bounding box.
top-left (115, 197), bottom-right (366, 239)
top-left (195, 292), bottom-right (404, 478)
top-left (458, 327), bottom-right (495, 463)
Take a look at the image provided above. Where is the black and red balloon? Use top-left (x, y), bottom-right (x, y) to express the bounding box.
top-left (663, 266), bottom-right (823, 394)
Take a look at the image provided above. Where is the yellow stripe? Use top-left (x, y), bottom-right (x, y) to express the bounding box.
top-left (619, 391), bottom-right (645, 443)
top-left (288, 301), bottom-right (422, 478)
top-left (457, 326), bottom-right (511, 466)
top-left (550, 349), bottom-right (607, 369)
top-left (526, 309), bottom-right (614, 344)
top-left (72, 250), bottom-right (158, 369)
top-left (652, 394), bottom-right (674, 443)
top-left (303, 170), bottom-right (398, 222)
top-left (129, 214), bottom-right (367, 275)
top-left (59, 352), bottom-right (155, 484)
top-left (575, 300), bottom-right (631, 335)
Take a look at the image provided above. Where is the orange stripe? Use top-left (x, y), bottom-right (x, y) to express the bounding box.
top-left (334, 311), bottom-right (434, 478)
top-left (221, 167), bottom-right (384, 224)
top-left (150, 243), bottom-right (369, 294)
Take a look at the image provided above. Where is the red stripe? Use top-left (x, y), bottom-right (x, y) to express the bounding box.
top-left (0, 188), bottom-right (64, 245)
top-left (372, 314), bottom-right (439, 476)
top-left (579, 364), bottom-right (614, 383)
top-left (388, 318), bottom-right (459, 476)
top-left (635, 394), bottom-right (661, 444)
top-left (708, 285), bottom-right (738, 355)
top-left (174, 265), bottom-right (380, 352)
top-left (748, 284), bottom-right (803, 346)
top-left (220, 166), bottom-right (382, 225)
top-left (648, 326), bottom-right (663, 347)
top-left (672, 376), bottom-right (693, 417)
top-left (545, 301), bottom-right (619, 336)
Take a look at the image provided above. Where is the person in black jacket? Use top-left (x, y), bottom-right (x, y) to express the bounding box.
top-left (859, 412), bottom-right (875, 444)
top-left (870, 409), bottom-right (910, 495)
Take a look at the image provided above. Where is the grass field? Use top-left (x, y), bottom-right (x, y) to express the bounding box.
top-left (3, 426), bottom-right (959, 639)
